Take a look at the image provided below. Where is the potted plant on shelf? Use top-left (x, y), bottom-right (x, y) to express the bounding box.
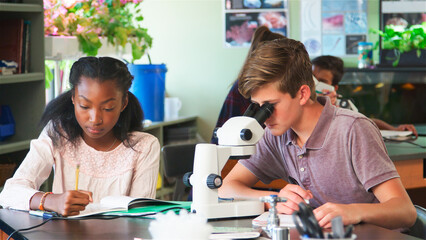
top-left (370, 23), bottom-right (426, 67)
top-left (44, 0), bottom-right (152, 62)
top-left (44, 0), bottom-right (167, 121)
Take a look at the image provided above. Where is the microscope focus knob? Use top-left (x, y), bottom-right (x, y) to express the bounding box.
top-left (240, 129), bottom-right (253, 141)
top-left (183, 172), bottom-right (192, 187)
top-left (213, 127), bottom-right (219, 140)
top-left (206, 174), bottom-right (223, 189)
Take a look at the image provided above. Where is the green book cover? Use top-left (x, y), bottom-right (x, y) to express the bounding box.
top-left (102, 201), bottom-right (192, 217)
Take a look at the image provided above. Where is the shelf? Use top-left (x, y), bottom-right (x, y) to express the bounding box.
top-left (0, 72), bottom-right (44, 84)
top-left (341, 69), bottom-right (426, 85)
top-left (0, 3), bottom-right (42, 12)
top-left (0, 139), bottom-right (31, 155)
top-left (143, 116), bottom-right (197, 131)
top-left (345, 67), bottom-right (426, 72)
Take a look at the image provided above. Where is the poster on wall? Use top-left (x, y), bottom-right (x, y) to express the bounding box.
top-left (301, 0), bottom-right (368, 57)
top-left (224, 0), bottom-right (289, 47)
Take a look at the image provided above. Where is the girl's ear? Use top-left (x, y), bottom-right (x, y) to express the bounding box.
top-left (121, 93), bottom-right (129, 112)
top-left (71, 94), bottom-right (75, 105)
top-left (299, 85), bottom-right (311, 105)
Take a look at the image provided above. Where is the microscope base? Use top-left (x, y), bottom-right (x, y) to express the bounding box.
top-left (191, 200), bottom-right (264, 219)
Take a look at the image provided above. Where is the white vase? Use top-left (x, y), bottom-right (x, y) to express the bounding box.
top-left (45, 36), bottom-right (82, 60)
top-left (44, 36), bottom-right (132, 60)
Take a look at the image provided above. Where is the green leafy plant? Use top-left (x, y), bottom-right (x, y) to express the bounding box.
top-left (44, 0), bottom-right (152, 63)
top-left (369, 23), bottom-right (426, 66)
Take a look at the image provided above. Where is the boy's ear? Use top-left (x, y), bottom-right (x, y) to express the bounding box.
top-left (298, 85), bottom-right (311, 105)
top-left (334, 85), bottom-right (339, 91)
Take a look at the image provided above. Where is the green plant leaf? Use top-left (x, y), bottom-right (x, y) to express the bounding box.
top-left (44, 64), bottom-right (54, 89)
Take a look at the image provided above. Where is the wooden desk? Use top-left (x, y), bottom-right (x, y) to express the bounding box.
top-left (0, 209), bottom-right (419, 240)
top-left (387, 137), bottom-right (426, 189)
top-left (385, 136), bottom-right (426, 207)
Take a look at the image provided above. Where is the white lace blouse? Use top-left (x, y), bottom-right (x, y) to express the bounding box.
top-left (0, 127), bottom-right (160, 210)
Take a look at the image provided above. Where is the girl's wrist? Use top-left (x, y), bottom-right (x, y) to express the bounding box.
top-left (39, 192), bottom-right (53, 211)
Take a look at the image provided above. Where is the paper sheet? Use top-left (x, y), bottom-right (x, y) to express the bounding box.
top-left (380, 130), bottom-right (413, 138)
top-left (252, 212), bottom-right (296, 227)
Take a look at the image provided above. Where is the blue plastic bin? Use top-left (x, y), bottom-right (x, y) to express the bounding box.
top-left (0, 105), bottom-right (15, 141)
top-left (128, 64), bottom-right (167, 122)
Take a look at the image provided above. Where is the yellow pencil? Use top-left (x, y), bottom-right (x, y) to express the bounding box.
top-left (75, 164), bottom-right (80, 190)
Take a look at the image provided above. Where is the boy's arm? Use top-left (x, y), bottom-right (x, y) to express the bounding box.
top-left (372, 118), bottom-right (418, 136)
top-left (219, 162), bottom-right (313, 212)
top-left (219, 162), bottom-right (277, 199)
top-left (314, 178), bottom-right (416, 229)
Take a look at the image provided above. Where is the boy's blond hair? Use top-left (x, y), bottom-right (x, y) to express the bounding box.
top-left (238, 38), bottom-right (316, 101)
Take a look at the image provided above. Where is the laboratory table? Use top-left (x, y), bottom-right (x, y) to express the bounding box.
top-left (0, 209), bottom-right (420, 240)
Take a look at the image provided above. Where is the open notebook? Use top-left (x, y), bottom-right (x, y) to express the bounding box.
top-left (380, 130), bottom-right (413, 138)
top-left (252, 212), bottom-right (296, 227)
top-left (68, 196), bottom-right (191, 218)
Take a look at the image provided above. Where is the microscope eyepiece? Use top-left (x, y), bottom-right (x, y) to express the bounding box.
top-left (253, 102), bottom-right (274, 125)
top-left (243, 103), bottom-right (260, 117)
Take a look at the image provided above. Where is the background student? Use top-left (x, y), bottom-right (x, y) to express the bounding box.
top-left (312, 55), bottom-right (418, 137)
top-left (0, 57), bottom-right (160, 216)
top-left (211, 26), bottom-right (285, 144)
top-left (218, 38), bottom-right (416, 230)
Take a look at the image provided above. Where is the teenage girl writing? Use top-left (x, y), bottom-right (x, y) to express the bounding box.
top-left (0, 57), bottom-right (160, 216)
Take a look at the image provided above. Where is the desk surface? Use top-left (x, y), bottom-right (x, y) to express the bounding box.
top-left (385, 136), bottom-right (426, 161)
top-left (0, 209), bottom-right (419, 240)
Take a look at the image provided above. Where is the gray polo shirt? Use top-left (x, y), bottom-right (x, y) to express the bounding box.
top-left (240, 97), bottom-right (399, 208)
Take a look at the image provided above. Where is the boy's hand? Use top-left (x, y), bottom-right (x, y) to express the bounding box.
top-left (45, 190), bottom-right (93, 216)
top-left (319, 90), bottom-right (338, 105)
top-left (275, 184), bottom-right (313, 214)
top-left (395, 124), bottom-right (418, 137)
top-left (313, 202), bottom-right (362, 228)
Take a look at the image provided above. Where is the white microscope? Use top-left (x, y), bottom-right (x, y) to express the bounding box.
top-left (313, 76), bottom-right (358, 112)
top-left (183, 103), bottom-right (274, 219)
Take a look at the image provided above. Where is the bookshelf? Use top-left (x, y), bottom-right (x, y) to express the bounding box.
top-left (0, 0), bottom-right (45, 180)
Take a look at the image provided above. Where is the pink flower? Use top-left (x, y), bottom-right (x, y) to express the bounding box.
top-left (52, 26), bottom-right (59, 35)
top-left (62, 0), bottom-right (77, 8)
top-left (43, 0), bottom-right (54, 9)
top-left (76, 24), bottom-right (85, 34)
top-left (58, 6), bottom-right (68, 15)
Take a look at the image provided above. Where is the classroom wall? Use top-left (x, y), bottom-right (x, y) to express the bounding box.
top-left (139, 0), bottom-right (380, 141)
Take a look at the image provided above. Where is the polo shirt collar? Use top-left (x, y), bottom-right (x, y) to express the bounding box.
top-left (285, 96), bottom-right (335, 149)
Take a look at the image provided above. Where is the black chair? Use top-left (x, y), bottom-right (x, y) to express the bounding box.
top-left (408, 205), bottom-right (426, 239)
top-left (161, 143), bottom-right (196, 201)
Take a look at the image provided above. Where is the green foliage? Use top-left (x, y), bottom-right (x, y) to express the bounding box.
top-left (369, 23), bottom-right (426, 66)
top-left (44, 64), bottom-right (54, 89)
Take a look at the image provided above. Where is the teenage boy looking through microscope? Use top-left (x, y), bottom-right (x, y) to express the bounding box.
top-left (218, 38), bottom-right (416, 230)
top-left (311, 55), bottom-right (418, 137)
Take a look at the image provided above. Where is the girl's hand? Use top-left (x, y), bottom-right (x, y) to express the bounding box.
top-left (313, 202), bottom-right (362, 228)
top-left (275, 184), bottom-right (313, 214)
top-left (45, 190), bottom-right (93, 216)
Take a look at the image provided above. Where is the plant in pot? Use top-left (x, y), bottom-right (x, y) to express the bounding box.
top-left (44, 0), bottom-right (152, 61)
top-left (369, 23), bottom-right (426, 67)
top-left (44, 0), bottom-right (167, 121)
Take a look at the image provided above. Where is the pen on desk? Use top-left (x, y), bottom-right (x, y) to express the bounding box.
top-left (288, 176), bottom-right (310, 205)
top-left (75, 164), bottom-right (80, 190)
top-left (29, 210), bottom-right (55, 219)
